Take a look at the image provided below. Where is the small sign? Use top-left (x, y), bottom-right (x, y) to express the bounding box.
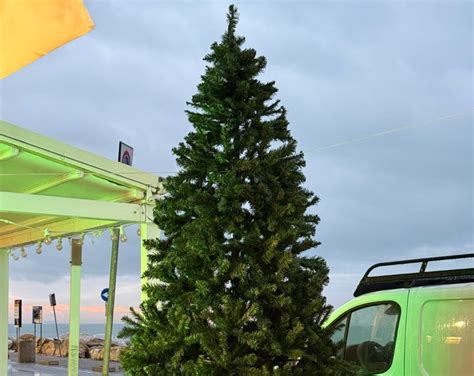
top-left (118, 141), bottom-right (133, 166)
top-left (14, 299), bottom-right (22, 328)
top-left (32, 306), bottom-right (43, 324)
top-left (101, 288), bottom-right (109, 302)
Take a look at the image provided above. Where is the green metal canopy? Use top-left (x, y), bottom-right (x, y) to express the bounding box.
top-left (0, 120), bottom-right (161, 248)
top-left (0, 120), bottom-right (161, 375)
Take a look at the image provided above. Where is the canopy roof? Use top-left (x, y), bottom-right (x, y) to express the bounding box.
top-left (0, 121), bottom-right (161, 249)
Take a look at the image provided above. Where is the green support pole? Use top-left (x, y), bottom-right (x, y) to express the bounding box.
top-left (102, 228), bottom-right (120, 376)
top-left (68, 239), bottom-right (82, 376)
top-left (0, 249), bottom-right (8, 376)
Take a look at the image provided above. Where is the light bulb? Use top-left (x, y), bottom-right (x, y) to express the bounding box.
top-left (43, 228), bottom-right (52, 245)
top-left (12, 253), bottom-right (19, 261)
top-left (56, 238), bottom-right (63, 251)
top-left (77, 233), bottom-right (85, 246)
top-left (119, 227), bottom-right (127, 243)
top-left (119, 226), bottom-right (127, 242)
top-left (36, 242), bottom-right (42, 255)
top-left (136, 227), bottom-right (141, 236)
top-left (20, 246), bottom-right (27, 258)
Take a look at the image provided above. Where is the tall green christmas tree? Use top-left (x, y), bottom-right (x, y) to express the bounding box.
top-left (120, 5), bottom-right (348, 375)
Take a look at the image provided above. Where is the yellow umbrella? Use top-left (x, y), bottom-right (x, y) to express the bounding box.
top-left (0, 0), bottom-right (94, 79)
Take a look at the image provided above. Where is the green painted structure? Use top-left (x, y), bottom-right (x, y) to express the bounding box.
top-left (0, 121), bottom-right (162, 375)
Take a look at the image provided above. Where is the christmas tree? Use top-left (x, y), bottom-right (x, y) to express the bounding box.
top-left (120, 5), bottom-right (348, 375)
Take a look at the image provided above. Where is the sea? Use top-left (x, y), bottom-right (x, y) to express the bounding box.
top-left (8, 323), bottom-right (125, 339)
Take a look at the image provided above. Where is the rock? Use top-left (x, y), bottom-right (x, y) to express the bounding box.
top-left (59, 339), bottom-right (69, 357)
top-left (89, 346), bottom-right (104, 360)
top-left (10, 338), bottom-right (17, 352)
top-left (79, 333), bottom-right (95, 343)
top-left (41, 340), bottom-right (62, 356)
top-left (110, 346), bottom-right (121, 362)
top-left (79, 342), bottom-right (89, 359)
top-left (113, 338), bottom-right (127, 347)
top-left (10, 334), bottom-right (123, 361)
top-left (86, 337), bottom-right (104, 347)
top-left (89, 345), bottom-right (121, 362)
top-left (35, 338), bottom-right (51, 354)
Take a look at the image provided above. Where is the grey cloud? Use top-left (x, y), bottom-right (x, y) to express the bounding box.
top-left (2, 1), bottom-right (472, 309)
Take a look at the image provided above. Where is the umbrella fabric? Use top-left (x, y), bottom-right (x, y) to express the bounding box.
top-left (0, 0), bottom-right (94, 79)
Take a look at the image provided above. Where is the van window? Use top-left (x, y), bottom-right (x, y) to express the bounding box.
top-left (421, 299), bottom-right (474, 376)
top-left (332, 302), bottom-right (400, 374)
top-left (330, 316), bottom-right (348, 359)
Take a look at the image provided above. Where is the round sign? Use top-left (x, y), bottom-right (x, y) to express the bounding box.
top-left (101, 288), bottom-right (109, 302)
top-left (121, 150), bottom-right (131, 164)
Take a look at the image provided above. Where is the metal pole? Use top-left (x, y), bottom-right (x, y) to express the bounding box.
top-left (0, 250), bottom-right (8, 375)
top-left (102, 228), bottom-right (120, 376)
top-left (68, 239), bottom-right (82, 376)
top-left (52, 306), bottom-right (59, 340)
top-left (52, 305), bottom-right (61, 357)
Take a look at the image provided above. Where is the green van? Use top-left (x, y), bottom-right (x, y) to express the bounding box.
top-left (326, 253), bottom-right (474, 375)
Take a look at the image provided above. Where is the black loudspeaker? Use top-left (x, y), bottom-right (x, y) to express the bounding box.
top-left (49, 293), bottom-right (56, 306)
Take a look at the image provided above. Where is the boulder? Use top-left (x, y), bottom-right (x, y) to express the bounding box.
top-left (59, 339), bottom-right (69, 357)
top-left (41, 340), bottom-right (62, 356)
top-left (110, 346), bottom-right (121, 362)
top-left (79, 342), bottom-right (89, 358)
top-left (86, 337), bottom-right (104, 347)
top-left (10, 338), bottom-right (17, 352)
top-left (79, 333), bottom-right (95, 343)
top-left (35, 338), bottom-right (52, 354)
top-left (89, 346), bottom-right (104, 360)
top-left (11, 334), bottom-right (123, 361)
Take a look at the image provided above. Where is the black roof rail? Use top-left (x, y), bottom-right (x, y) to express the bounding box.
top-left (354, 253), bottom-right (474, 297)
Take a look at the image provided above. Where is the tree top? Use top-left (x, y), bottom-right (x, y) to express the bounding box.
top-left (226, 5), bottom-right (239, 37)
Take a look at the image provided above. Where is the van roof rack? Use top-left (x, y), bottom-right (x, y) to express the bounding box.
top-left (354, 253), bottom-right (474, 297)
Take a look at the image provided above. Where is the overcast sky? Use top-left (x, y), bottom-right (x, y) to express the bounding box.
top-left (1, 0), bottom-right (472, 324)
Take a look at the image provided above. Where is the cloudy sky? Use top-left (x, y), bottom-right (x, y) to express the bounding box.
top-left (1, 0), bottom-right (472, 324)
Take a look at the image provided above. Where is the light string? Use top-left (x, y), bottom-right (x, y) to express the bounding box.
top-left (3, 222), bottom-right (140, 261)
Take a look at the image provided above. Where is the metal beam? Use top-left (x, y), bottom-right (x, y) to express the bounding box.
top-left (0, 192), bottom-right (154, 223)
top-left (0, 218), bottom-right (118, 249)
top-left (105, 189), bottom-right (145, 203)
top-left (23, 170), bottom-right (85, 194)
top-left (103, 228), bottom-right (120, 375)
top-left (0, 121), bottom-right (160, 190)
top-left (0, 144), bottom-right (19, 161)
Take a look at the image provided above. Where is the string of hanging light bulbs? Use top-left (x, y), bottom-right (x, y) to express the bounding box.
top-left (6, 224), bottom-right (141, 261)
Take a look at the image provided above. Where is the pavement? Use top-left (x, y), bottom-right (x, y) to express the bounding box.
top-left (8, 352), bottom-right (124, 375)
